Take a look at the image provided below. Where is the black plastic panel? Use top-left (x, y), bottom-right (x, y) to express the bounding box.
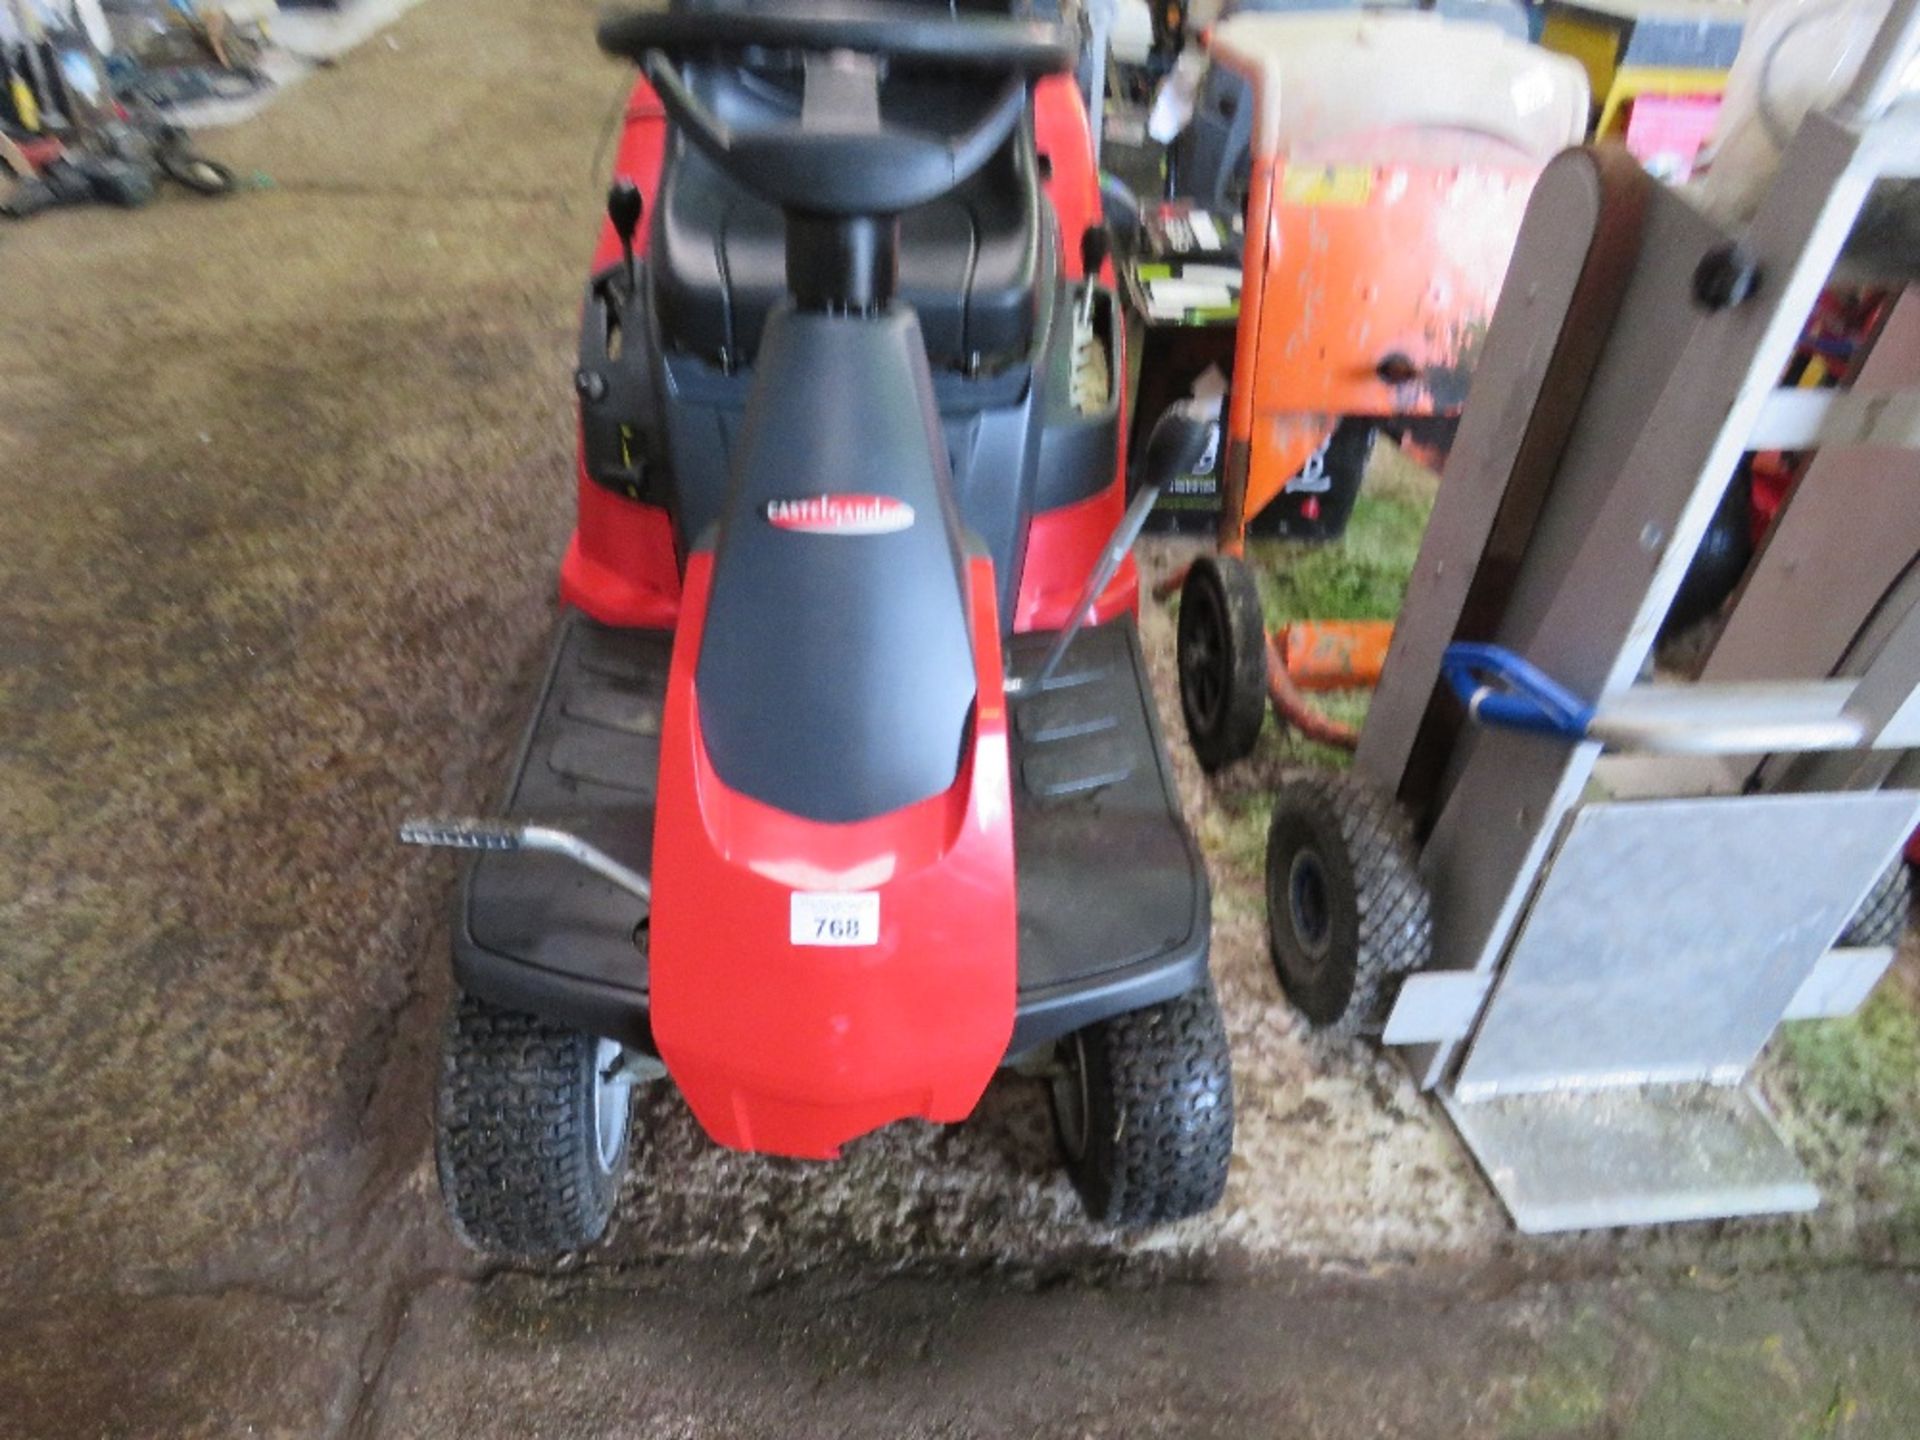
top-left (577, 268), bottom-right (668, 507)
top-left (692, 306), bottom-right (978, 824)
top-left (453, 617), bottom-right (667, 1050)
top-left (1005, 618), bottom-right (1210, 1049)
top-left (643, 265), bottom-right (1117, 628)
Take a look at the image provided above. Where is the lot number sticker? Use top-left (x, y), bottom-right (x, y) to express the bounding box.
top-left (791, 891), bottom-right (881, 947)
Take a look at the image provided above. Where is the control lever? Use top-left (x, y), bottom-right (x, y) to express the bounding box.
top-left (608, 179), bottom-right (644, 294)
top-left (1077, 225), bottom-right (1111, 332)
top-left (399, 816), bottom-right (652, 905)
top-left (1015, 398), bottom-right (1217, 693)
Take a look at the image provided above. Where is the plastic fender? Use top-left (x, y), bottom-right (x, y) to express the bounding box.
top-left (648, 553), bottom-right (1018, 1159)
top-left (566, 78), bottom-right (681, 627)
top-left (559, 447), bottom-right (681, 629)
top-left (1018, 73), bottom-right (1133, 631)
top-left (1033, 72), bottom-right (1102, 280)
top-left (1014, 484), bottom-right (1140, 632)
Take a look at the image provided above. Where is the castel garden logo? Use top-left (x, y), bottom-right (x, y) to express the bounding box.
top-left (763, 494), bottom-right (915, 536)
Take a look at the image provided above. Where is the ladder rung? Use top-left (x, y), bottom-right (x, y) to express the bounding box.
top-left (1591, 680), bottom-right (1867, 755)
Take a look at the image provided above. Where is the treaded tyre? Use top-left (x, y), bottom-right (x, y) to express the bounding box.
top-left (1264, 770), bottom-right (1431, 1037)
top-left (1049, 985), bottom-right (1235, 1226)
top-left (1177, 552), bottom-right (1268, 772)
top-left (1841, 859), bottom-right (1913, 949)
top-left (436, 990), bottom-right (632, 1257)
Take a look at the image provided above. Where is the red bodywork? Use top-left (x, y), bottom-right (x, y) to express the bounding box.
top-left (649, 553), bottom-right (1018, 1157)
top-left (563, 75), bottom-right (1122, 1157)
top-left (562, 81), bottom-right (678, 629)
top-left (561, 75), bottom-right (1134, 637)
top-left (1020, 72), bottom-right (1139, 630)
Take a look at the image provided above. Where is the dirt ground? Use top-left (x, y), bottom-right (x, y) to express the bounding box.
top-left (2, 0), bottom-right (1918, 1434)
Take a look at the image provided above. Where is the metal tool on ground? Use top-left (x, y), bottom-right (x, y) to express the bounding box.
top-left (0, 0), bottom-right (235, 219)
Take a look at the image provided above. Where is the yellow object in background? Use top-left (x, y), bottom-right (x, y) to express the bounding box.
top-left (6, 57), bottom-right (38, 132)
top-left (1538, 0), bottom-right (1744, 138)
top-left (1280, 165), bottom-right (1373, 208)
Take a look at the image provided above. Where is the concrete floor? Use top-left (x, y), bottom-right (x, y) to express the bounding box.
top-left (3, 0), bottom-right (1919, 1433)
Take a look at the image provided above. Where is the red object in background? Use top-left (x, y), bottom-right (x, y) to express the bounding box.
top-left (1033, 71), bottom-right (1102, 280)
top-left (15, 135), bottom-right (65, 172)
top-left (1747, 290), bottom-right (1897, 547)
top-left (1619, 93), bottom-right (1722, 183)
top-left (648, 553), bottom-right (1018, 1159)
top-left (1747, 451), bottom-right (1794, 543)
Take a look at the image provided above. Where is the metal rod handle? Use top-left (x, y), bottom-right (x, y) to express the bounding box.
top-left (399, 816), bottom-right (652, 904)
top-left (1585, 715), bottom-right (1867, 756)
top-left (1031, 482), bottom-right (1162, 689)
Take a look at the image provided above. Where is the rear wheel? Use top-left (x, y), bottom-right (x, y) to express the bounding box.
top-left (1177, 552), bottom-right (1268, 771)
top-left (1264, 771), bottom-right (1431, 1036)
top-left (1049, 985), bottom-right (1234, 1226)
top-left (435, 990), bottom-right (634, 1257)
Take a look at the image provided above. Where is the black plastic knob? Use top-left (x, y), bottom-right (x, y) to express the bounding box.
top-left (1079, 225), bottom-right (1112, 281)
top-left (1376, 352), bottom-right (1420, 386)
top-left (608, 179), bottom-right (644, 248)
top-left (1694, 242), bottom-right (1762, 311)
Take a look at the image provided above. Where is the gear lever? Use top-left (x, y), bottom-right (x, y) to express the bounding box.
top-left (1077, 225), bottom-right (1111, 331)
top-left (608, 179), bottom-right (644, 294)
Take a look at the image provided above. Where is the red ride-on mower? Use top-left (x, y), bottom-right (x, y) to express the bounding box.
top-left (400, 1), bottom-right (1233, 1257)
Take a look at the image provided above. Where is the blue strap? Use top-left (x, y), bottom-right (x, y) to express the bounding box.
top-left (1440, 643), bottom-right (1595, 740)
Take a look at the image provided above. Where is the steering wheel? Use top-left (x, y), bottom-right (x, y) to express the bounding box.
top-left (596, 0), bottom-right (1074, 216)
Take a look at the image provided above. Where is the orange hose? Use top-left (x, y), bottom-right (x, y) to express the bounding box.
top-left (1152, 558), bottom-right (1193, 602)
top-left (1265, 635), bottom-right (1361, 750)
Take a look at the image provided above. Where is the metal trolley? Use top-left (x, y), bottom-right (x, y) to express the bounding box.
top-left (1262, 1), bottom-right (1920, 1232)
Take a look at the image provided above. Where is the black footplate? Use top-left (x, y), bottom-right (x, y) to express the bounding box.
top-left (454, 615), bottom-right (667, 1047)
top-left (455, 613), bottom-right (1209, 1054)
top-left (1004, 620), bottom-right (1210, 1051)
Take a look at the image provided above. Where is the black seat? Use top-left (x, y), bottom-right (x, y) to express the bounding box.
top-left (695, 306), bottom-right (979, 824)
top-left (650, 66), bottom-right (1046, 372)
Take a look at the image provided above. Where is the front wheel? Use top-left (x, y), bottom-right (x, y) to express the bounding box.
top-left (1264, 770), bottom-right (1431, 1037)
top-left (1049, 986), bottom-right (1235, 1226)
top-left (435, 991), bottom-right (635, 1257)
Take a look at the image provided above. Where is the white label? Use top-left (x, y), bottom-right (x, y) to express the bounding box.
top-left (789, 891), bottom-right (881, 947)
